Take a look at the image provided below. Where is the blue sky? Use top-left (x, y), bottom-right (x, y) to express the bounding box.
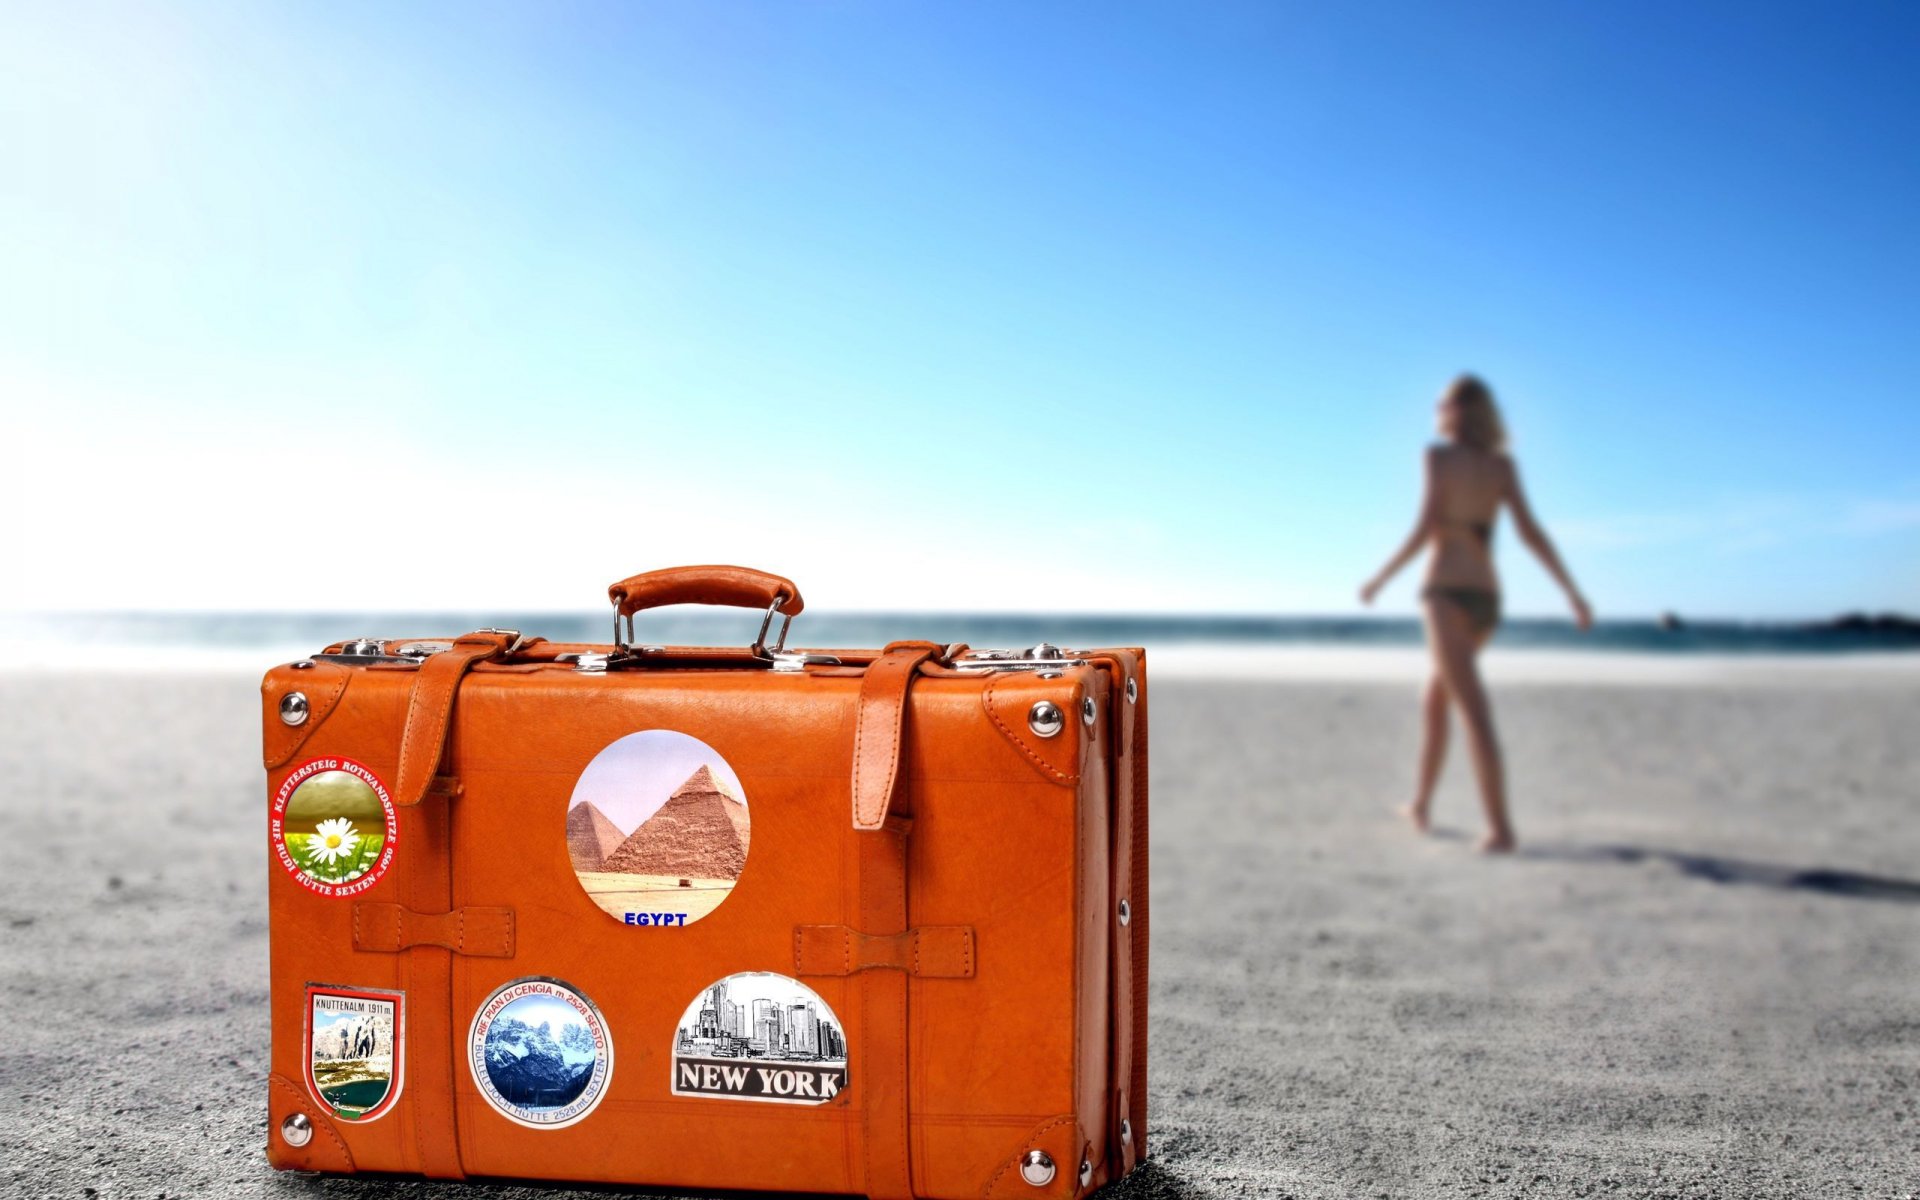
top-left (2, 2), bottom-right (1915, 618)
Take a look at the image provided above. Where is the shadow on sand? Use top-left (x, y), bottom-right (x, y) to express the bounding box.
top-left (1523, 841), bottom-right (1920, 904)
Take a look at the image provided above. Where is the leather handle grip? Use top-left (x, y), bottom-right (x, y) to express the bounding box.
top-left (607, 565), bottom-right (805, 618)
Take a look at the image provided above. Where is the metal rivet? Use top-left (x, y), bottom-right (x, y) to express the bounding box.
top-left (1028, 700), bottom-right (1065, 738)
top-left (1125, 677), bottom-right (1137, 704)
top-left (1020, 1149), bottom-right (1056, 1187)
top-left (1080, 1158), bottom-right (1093, 1186)
top-left (1081, 696), bottom-right (1097, 726)
top-left (1036, 670), bottom-right (1063, 680)
top-left (278, 692), bottom-right (309, 727)
top-left (290, 659), bottom-right (314, 670)
top-left (280, 1112), bottom-right (313, 1147)
top-left (1121, 1117), bottom-right (1132, 1144)
top-left (1118, 897), bottom-right (1131, 926)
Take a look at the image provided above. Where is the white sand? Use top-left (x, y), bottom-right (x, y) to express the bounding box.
top-left (2, 667), bottom-right (1916, 1198)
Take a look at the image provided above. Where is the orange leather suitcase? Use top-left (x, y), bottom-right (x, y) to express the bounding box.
top-left (261, 566), bottom-right (1150, 1198)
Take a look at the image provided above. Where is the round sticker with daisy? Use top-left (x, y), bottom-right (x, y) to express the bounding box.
top-left (272, 758), bottom-right (397, 897)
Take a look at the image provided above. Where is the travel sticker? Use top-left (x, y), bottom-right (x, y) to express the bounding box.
top-left (305, 984), bottom-right (403, 1122)
top-left (468, 977), bottom-right (613, 1129)
top-left (671, 972), bottom-right (848, 1105)
top-left (272, 758), bottom-right (397, 897)
top-left (566, 730), bottom-right (751, 927)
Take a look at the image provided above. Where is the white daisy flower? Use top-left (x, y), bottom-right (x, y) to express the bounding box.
top-left (307, 817), bottom-right (361, 866)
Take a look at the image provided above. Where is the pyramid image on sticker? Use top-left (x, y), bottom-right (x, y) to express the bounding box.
top-left (565, 801), bottom-right (626, 873)
top-left (600, 766), bottom-right (751, 880)
top-left (566, 732), bottom-right (754, 927)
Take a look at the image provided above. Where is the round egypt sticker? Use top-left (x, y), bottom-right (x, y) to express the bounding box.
top-left (565, 730), bottom-right (751, 928)
top-left (272, 758), bottom-right (397, 897)
top-left (469, 977), bottom-right (614, 1129)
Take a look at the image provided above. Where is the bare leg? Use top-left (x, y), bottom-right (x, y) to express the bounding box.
top-left (1421, 600), bottom-right (1514, 852)
top-left (1402, 672), bottom-right (1449, 833)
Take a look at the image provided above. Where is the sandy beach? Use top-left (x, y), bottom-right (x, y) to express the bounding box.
top-left (2, 662), bottom-right (1916, 1199)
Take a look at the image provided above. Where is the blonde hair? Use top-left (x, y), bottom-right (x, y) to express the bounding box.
top-left (1446, 373), bottom-right (1507, 454)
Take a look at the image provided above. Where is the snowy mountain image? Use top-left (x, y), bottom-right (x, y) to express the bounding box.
top-left (313, 1010), bottom-right (391, 1061)
top-left (483, 1004), bottom-right (598, 1110)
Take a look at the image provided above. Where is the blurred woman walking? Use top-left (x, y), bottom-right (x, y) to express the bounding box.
top-left (1360, 374), bottom-right (1591, 852)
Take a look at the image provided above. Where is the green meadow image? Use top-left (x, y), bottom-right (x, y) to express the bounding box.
top-left (281, 770), bottom-right (386, 885)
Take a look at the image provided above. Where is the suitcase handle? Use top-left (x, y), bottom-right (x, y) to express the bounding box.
top-left (607, 565), bottom-right (806, 656)
top-left (607, 565), bottom-right (805, 618)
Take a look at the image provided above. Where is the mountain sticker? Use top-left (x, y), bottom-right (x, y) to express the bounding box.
top-left (468, 977), bottom-right (613, 1129)
top-left (565, 730), bottom-right (752, 927)
top-left (305, 984), bottom-right (403, 1122)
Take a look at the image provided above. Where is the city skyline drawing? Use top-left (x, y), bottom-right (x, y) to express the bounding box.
top-left (673, 971), bottom-right (847, 1066)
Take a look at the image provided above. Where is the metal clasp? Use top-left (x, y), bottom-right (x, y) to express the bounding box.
top-left (951, 643), bottom-right (1089, 673)
top-left (609, 593), bottom-right (837, 672)
top-left (749, 594), bottom-right (795, 659)
top-left (313, 638), bottom-right (448, 666)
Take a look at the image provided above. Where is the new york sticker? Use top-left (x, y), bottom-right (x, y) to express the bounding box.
top-left (671, 972), bottom-right (847, 1105)
top-left (468, 977), bottom-right (613, 1129)
top-left (305, 984), bottom-right (403, 1122)
top-left (565, 730), bottom-right (751, 927)
top-left (272, 758), bottom-right (397, 897)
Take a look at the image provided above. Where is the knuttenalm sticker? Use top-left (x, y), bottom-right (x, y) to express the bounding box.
top-left (272, 758), bottom-right (397, 897)
top-left (565, 730), bottom-right (752, 928)
top-left (305, 984), bottom-right (403, 1122)
top-left (671, 972), bottom-right (847, 1105)
top-left (469, 977), bottom-right (613, 1129)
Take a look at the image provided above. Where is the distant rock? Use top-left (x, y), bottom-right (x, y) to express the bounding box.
top-left (599, 764), bottom-right (750, 880)
top-left (565, 801), bottom-right (625, 873)
top-left (1659, 611), bottom-right (1685, 632)
top-left (1810, 612), bottom-right (1920, 640)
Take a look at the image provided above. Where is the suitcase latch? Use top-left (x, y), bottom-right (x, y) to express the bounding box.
top-left (952, 643), bottom-right (1091, 673)
top-left (311, 638), bottom-right (453, 666)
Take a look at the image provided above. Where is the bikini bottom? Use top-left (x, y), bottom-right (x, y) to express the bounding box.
top-left (1421, 585), bottom-right (1502, 636)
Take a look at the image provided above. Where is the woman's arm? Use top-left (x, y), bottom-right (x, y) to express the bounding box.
top-left (1360, 448), bottom-right (1441, 605)
top-left (1502, 457), bottom-right (1593, 630)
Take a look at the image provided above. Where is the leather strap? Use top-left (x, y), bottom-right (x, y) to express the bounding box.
top-left (850, 641), bottom-right (938, 1200)
top-left (392, 632), bottom-right (515, 1181)
top-left (399, 762), bottom-right (465, 1179)
top-left (857, 815), bottom-right (913, 1200)
top-left (793, 924), bottom-right (974, 978)
top-left (352, 902), bottom-right (515, 958)
top-left (851, 642), bottom-right (940, 830)
top-left (394, 632), bottom-right (516, 808)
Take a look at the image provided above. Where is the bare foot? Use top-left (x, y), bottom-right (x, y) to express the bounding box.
top-left (1399, 802), bottom-right (1431, 834)
top-left (1477, 829), bottom-right (1517, 854)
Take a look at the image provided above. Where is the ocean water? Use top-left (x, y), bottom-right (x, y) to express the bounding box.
top-left (5, 610), bottom-right (1916, 662)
